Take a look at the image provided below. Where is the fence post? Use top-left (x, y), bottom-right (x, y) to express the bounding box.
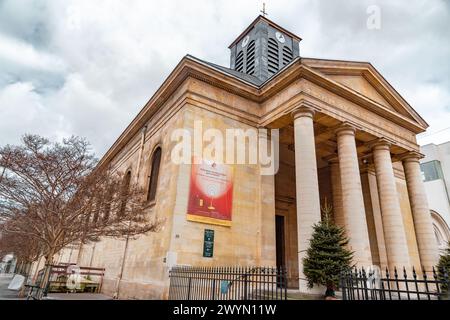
top-left (243, 275), bottom-right (248, 300)
top-left (187, 277), bottom-right (192, 300)
top-left (432, 267), bottom-right (441, 300)
top-left (394, 267), bottom-right (401, 300)
top-left (211, 279), bottom-right (216, 300)
top-left (362, 267), bottom-right (369, 300)
top-left (340, 272), bottom-right (347, 300)
top-left (422, 269), bottom-right (431, 300)
top-left (444, 271), bottom-right (450, 300)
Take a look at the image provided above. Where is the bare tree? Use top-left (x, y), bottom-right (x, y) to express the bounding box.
top-left (0, 229), bottom-right (42, 275)
top-left (0, 134), bottom-right (162, 293)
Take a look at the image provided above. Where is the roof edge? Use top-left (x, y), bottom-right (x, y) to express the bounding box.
top-left (228, 15), bottom-right (302, 49)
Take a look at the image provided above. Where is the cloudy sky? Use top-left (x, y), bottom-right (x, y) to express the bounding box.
top-left (0, 0), bottom-right (449, 157)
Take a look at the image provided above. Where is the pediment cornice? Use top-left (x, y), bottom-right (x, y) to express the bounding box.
top-left (301, 58), bottom-right (428, 128)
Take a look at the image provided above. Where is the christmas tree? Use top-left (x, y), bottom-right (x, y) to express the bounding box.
top-left (437, 240), bottom-right (450, 292)
top-left (303, 199), bottom-right (354, 297)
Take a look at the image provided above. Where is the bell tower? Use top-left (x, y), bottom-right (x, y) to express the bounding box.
top-left (229, 15), bottom-right (301, 82)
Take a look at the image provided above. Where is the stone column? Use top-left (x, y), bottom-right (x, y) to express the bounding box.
top-left (371, 140), bottom-right (411, 270)
top-left (292, 105), bottom-right (321, 292)
top-left (335, 124), bottom-right (372, 266)
top-left (401, 152), bottom-right (439, 271)
top-left (329, 157), bottom-right (345, 229)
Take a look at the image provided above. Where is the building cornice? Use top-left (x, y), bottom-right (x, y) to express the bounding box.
top-left (98, 55), bottom-right (428, 168)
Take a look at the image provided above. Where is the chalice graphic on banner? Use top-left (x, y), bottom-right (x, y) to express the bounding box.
top-left (206, 184), bottom-right (219, 210)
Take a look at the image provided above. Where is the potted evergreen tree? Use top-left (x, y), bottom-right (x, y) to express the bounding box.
top-left (303, 199), bottom-right (354, 299)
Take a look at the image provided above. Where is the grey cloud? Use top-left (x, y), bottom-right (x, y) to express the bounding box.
top-left (0, 0), bottom-right (449, 155)
top-left (0, 0), bottom-right (51, 48)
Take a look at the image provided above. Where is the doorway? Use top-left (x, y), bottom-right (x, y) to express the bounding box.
top-left (275, 215), bottom-right (286, 269)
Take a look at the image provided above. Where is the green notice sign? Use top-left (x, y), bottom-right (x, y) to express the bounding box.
top-left (203, 229), bottom-right (214, 258)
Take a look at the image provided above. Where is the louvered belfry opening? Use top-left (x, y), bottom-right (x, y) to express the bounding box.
top-left (235, 51), bottom-right (244, 72)
top-left (282, 46), bottom-right (293, 66)
top-left (267, 37), bottom-right (279, 76)
top-left (246, 40), bottom-right (256, 75)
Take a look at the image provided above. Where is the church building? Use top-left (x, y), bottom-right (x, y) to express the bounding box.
top-left (52, 15), bottom-right (439, 299)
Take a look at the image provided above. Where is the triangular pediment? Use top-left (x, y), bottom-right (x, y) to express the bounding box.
top-left (326, 74), bottom-right (394, 111)
top-left (301, 58), bottom-right (428, 129)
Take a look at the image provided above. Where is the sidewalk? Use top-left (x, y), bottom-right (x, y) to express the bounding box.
top-left (44, 293), bottom-right (113, 300)
top-left (0, 274), bottom-right (23, 300)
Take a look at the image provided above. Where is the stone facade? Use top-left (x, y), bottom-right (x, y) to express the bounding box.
top-left (34, 16), bottom-right (440, 299)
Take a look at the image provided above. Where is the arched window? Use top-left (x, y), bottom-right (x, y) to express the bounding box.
top-left (119, 170), bottom-right (132, 217)
top-left (147, 147), bottom-right (162, 202)
top-left (431, 210), bottom-right (450, 250)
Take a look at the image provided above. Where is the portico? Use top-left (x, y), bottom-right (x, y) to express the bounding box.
top-left (270, 95), bottom-right (438, 289)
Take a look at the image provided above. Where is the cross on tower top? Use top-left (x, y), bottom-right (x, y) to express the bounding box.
top-left (260, 3), bottom-right (268, 17)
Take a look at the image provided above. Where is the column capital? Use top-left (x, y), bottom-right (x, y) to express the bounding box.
top-left (334, 122), bottom-right (359, 137)
top-left (398, 151), bottom-right (425, 163)
top-left (291, 104), bottom-right (319, 120)
top-left (256, 125), bottom-right (269, 138)
top-left (323, 154), bottom-right (339, 164)
top-left (359, 155), bottom-right (374, 173)
top-left (366, 138), bottom-right (392, 151)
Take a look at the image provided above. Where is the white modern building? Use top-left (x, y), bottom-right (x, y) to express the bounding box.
top-left (420, 142), bottom-right (450, 252)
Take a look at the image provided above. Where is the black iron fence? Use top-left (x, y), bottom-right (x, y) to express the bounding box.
top-left (340, 266), bottom-right (450, 300)
top-left (169, 266), bottom-right (287, 300)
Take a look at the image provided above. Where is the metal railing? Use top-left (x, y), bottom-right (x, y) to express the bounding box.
top-left (340, 266), bottom-right (450, 300)
top-left (169, 266), bottom-right (287, 300)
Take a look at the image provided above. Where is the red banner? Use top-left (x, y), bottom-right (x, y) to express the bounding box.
top-left (186, 157), bottom-right (233, 226)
